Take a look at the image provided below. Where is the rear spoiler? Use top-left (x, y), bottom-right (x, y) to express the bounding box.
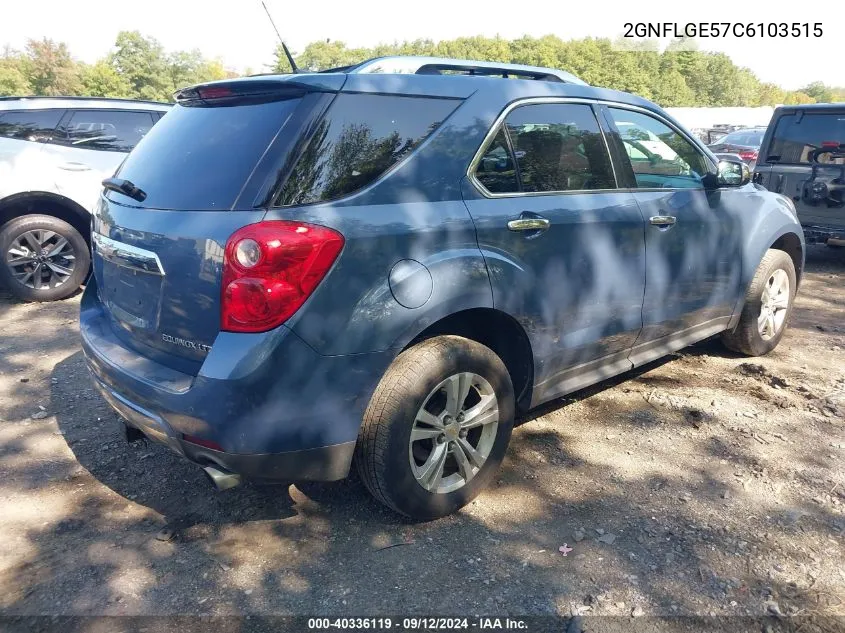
top-left (174, 75), bottom-right (346, 103)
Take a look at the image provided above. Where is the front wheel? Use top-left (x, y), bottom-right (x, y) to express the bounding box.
top-left (721, 248), bottom-right (796, 356)
top-left (356, 335), bottom-right (515, 520)
top-left (0, 214), bottom-right (89, 302)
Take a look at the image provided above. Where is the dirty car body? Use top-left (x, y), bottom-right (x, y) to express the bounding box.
top-left (80, 57), bottom-right (805, 518)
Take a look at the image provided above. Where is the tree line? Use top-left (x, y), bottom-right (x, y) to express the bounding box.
top-left (0, 32), bottom-right (240, 102)
top-left (276, 36), bottom-right (843, 107)
top-left (2, 31), bottom-right (842, 107)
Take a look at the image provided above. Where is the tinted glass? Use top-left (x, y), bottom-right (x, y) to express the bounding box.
top-left (0, 109), bottom-right (63, 141)
top-left (110, 99), bottom-right (301, 210)
top-left (768, 112), bottom-right (845, 164)
top-left (278, 94), bottom-right (459, 206)
top-left (504, 103), bottom-right (615, 192)
top-left (609, 108), bottom-right (708, 189)
top-left (474, 128), bottom-right (518, 193)
top-left (719, 130), bottom-right (764, 146)
top-left (58, 110), bottom-right (156, 153)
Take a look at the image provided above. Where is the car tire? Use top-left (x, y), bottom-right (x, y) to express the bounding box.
top-left (721, 248), bottom-right (796, 357)
top-left (355, 335), bottom-right (515, 520)
top-left (0, 214), bottom-right (90, 302)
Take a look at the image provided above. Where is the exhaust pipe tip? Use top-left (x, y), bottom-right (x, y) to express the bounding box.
top-left (203, 465), bottom-right (242, 491)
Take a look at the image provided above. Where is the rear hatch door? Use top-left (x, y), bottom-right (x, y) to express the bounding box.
top-left (756, 108), bottom-right (845, 230)
top-left (91, 77), bottom-right (343, 373)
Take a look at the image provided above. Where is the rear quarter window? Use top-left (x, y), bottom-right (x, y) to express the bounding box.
top-left (277, 94), bottom-right (460, 206)
top-left (768, 112), bottom-right (845, 164)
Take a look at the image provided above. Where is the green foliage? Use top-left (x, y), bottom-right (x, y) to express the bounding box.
top-left (800, 81), bottom-right (845, 103)
top-left (108, 31), bottom-right (170, 100)
top-left (22, 38), bottom-right (82, 96)
top-left (79, 60), bottom-right (132, 98)
top-left (783, 91), bottom-right (816, 105)
top-left (0, 32), bottom-right (239, 102)
top-left (0, 48), bottom-right (31, 95)
top-left (275, 35), bottom-right (839, 108)
top-left (1, 31), bottom-right (842, 108)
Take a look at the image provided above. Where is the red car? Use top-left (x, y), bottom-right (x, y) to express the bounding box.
top-left (708, 128), bottom-right (767, 168)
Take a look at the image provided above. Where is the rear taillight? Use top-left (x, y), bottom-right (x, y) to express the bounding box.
top-left (221, 221), bottom-right (344, 333)
top-left (739, 149), bottom-right (758, 161)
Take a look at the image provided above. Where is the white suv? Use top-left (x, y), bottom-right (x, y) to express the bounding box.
top-left (0, 97), bottom-right (170, 301)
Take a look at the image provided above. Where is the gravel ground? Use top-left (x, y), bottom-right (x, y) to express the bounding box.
top-left (0, 246), bottom-right (843, 626)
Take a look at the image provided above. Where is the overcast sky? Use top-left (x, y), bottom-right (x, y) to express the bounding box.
top-left (2, 0), bottom-right (842, 90)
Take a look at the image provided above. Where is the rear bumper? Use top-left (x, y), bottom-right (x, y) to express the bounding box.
top-left (801, 224), bottom-right (845, 244)
top-left (90, 373), bottom-right (356, 481)
top-left (80, 280), bottom-right (392, 482)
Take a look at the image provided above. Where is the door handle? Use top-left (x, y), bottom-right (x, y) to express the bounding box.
top-left (649, 215), bottom-right (677, 227)
top-left (58, 162), bottom-right (92, 172)
top-left (507, 217), bottom-right (550, 232)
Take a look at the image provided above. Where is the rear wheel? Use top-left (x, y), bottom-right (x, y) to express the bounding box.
top-left (356, 335), bottom-right (514, 519)
top-left (0, 214), bottom-right (89, 302)
top-left (721, 249), bottom-right (796, 356)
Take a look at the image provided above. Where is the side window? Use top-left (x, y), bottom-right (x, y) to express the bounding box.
top-left (474, 128), bottom-right (519, 193)
top-left (609, 108), bottom-right (709, 189)
top-left (505, 104), bottom-right (615, 192)
top-left (0, 109), bottom-right (63, 141)
top-left (56, 110), bottom-right (156, 153)
top-left (278, 94), bottom-right (460, 206)
top-left (768, 113), bottom-right (845, 164)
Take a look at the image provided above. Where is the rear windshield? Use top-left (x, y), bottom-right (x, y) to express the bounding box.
top-left (108, 98), bottom-right (300, 210)
top-left (768, 112), bottom-right (845, 164)
top-left (719, 130), bottom-right (764, 146)
top-left (277, 94), bottom-right (460, 206)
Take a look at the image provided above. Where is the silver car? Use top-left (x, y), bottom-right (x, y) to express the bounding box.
top-left (0, 97), bottom-right (169, 301)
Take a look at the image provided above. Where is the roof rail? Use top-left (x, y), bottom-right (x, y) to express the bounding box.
top-left (0, 95), bottom-right (170, 106)
top-left (342, 56), bottom-right (587, 85)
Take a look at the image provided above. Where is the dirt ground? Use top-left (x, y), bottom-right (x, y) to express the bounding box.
top-left (0, 245), bottom-right (843, 627)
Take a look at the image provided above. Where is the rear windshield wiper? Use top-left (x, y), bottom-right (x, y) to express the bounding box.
top-left (102, 177), bottom-right (147, 202)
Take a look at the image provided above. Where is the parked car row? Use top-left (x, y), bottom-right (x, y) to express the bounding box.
top-left (708, 127), bottom-right (767, 169)
top-left (5, 58), bottom-right (840, 518)
top-left (2, 94), bottom-right (842, 305)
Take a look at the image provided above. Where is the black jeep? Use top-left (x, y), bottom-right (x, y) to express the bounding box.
top-left (754, 104), bottom-right (845, 245)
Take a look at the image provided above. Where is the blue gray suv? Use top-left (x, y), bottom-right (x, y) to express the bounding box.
top-left (80, 57), bottom-right (805, 519)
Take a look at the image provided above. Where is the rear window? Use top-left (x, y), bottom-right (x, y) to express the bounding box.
top-left (57, 109), bottom-right (157, 153)
top-left (768, 112), bottom-right (845, 164)
top-left (277, 94), bottom-right (460, 206)
top-left (109, 99), bottom-right (300, 210)
top-left (719, 130), bottom-right (764, 146)
top-left (0, 109), bottom-right (63, 141)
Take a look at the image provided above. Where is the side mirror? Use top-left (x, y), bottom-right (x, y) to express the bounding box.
top-left (717, 159), bottom-right (751, 187)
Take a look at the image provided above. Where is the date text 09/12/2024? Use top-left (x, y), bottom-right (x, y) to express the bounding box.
top-left (623, 22), bottom-right (823, 38)
top-left (308, 618), bottom-right (528, 630)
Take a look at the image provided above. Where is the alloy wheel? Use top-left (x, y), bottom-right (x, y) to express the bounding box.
top-left (409, 372), bottom-right (499, 494)
top-left (758, 268), bottom-right (790, 340)
top-left (5, 229), bottom-right (76, 290)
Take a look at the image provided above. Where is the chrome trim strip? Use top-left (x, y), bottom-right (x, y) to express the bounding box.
top-left (92, 233), bottom-right (165, 276)
top-left (466, 97), bottom-right (714, 199)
